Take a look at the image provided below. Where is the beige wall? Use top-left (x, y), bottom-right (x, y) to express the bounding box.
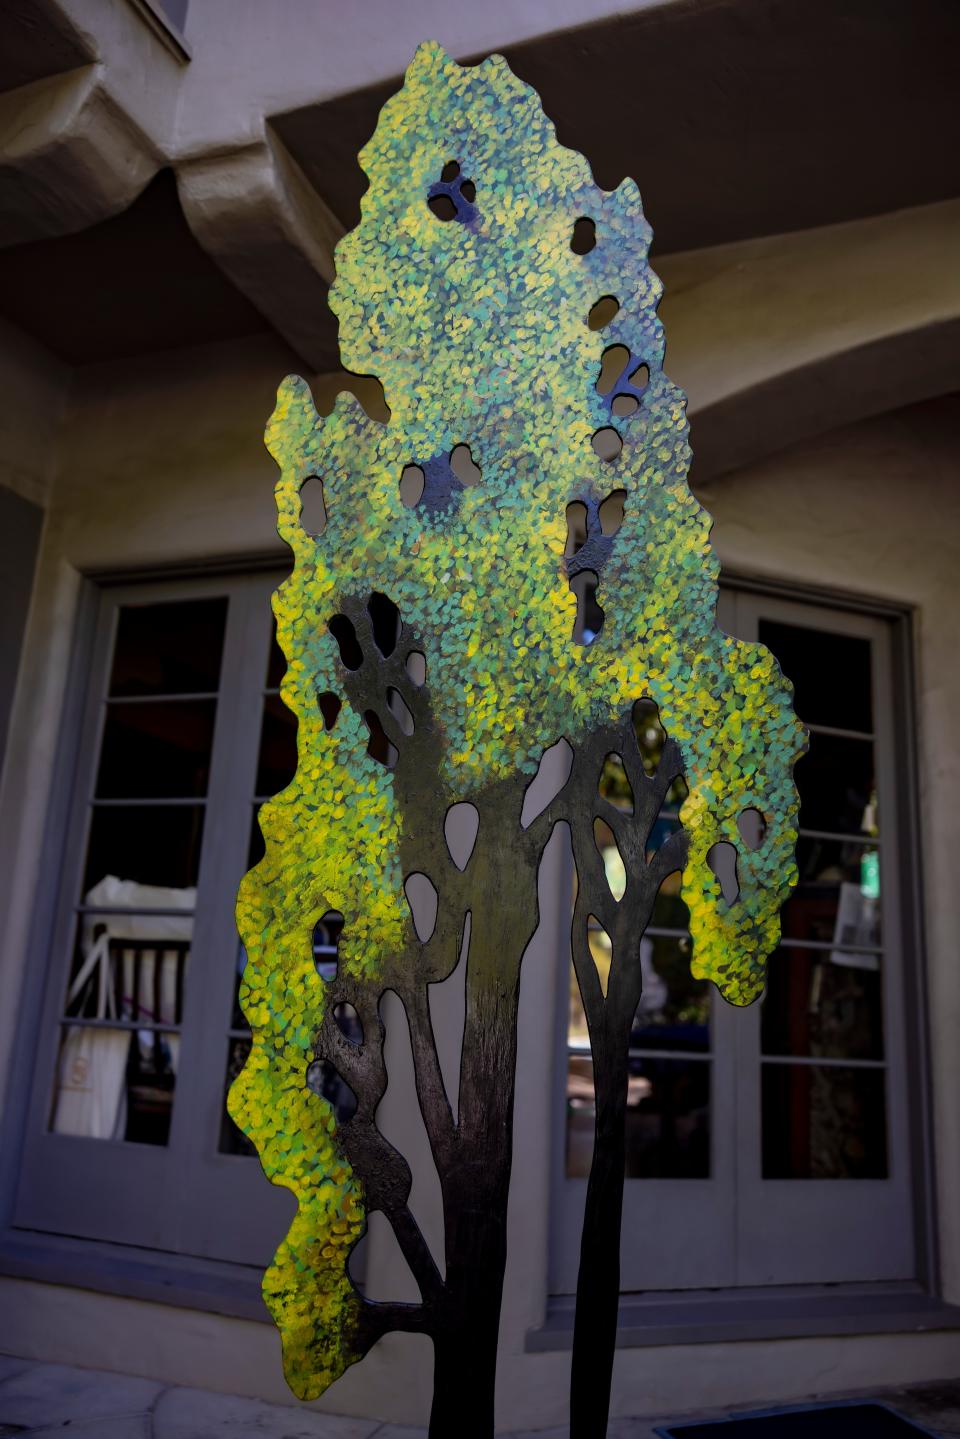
top-left (0, 313), bottom-right (958, 1427)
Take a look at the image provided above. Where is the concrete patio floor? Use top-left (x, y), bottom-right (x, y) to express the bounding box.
top-left (0, 1353), bottom-right (958, 1437)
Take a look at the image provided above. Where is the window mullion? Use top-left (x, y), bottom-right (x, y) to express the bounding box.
top-left (166, 578), bottom-right (275, 1173)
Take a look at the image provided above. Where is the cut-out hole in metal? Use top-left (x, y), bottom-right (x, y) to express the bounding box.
top-left (571, 217), bottom-right (596, 254)
top-left (368, 591), bottom-right (401, 657)
top-left (317, 690), bottom-right (342, 731)
top-left (404, 871), bottom-right (439, 943)
top-left (598, 490), bottom-right (625, 536)
top-left (738, 807), bottom-right (766, 850)
top-left (312, 910), bottom-right (343, 981)
top-left (429, 911), bottom-right (470, 1124)
top-left (588, 295), bottom-right (620, 330)
top-left (450, 443), bottom-right (481, 487)
top-left (444, 802), bottom-right (480, 872)
top-left (329, 614), bottom-right (363, 670)
top-left (400, 463), bottom-right (425, 507)
top-left (298, 475), bottom-right (327, 537)
top-left (565, 500), bottom-right (588, 557)
top-left (587, 916), bottom-right (612, 998)
top-left (707, 840), bottom-right (740, 904)
top-left (599, 752), bottom-right (633, 813)
top-left (306, 1058), bottom-right (358, 1121)
top-left (596, 345), bottom-right (630, 397)
top-left (364, 709), bottom-right (398, 768)
top-left (609, 363), bottom-right (650, 419)
top-left (386, 685), bottom-right (415, 736)
top-left (405, 650), bottom-right (426, 687)
top-left (594, 818), bottom-right (626, 901)
top-left (633, 697), bottom-right (667, 773)
top-left (598, 349), bottom-right (649, 419)
top-left (592, 427), bottom-right (623, 462)
top-left (333, 1001), bottom-right (363, 1046)
top-left (428, 160), bottom-right (477, 224)
top-left (428, 192), bottom-right (458, 222)
top-left (520, 736), bottom-right (574, 828)
top-left (571, 569), bottom-right (604, 645)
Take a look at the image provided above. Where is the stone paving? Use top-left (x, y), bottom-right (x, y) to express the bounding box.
top-left (0, 1353), bottom-right (958, 1437)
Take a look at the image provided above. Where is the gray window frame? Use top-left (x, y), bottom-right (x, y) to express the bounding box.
top-left (0, 562), bottom-right (295, 1316)
top-left (538, 572), bottom-right (958, 1346)
top-left (0, 564), bottom-right (953, 1342)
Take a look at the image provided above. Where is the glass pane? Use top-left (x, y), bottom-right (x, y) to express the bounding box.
top-left (762, 946), bottom-right (884, 1061)
top-left (781, 835), bottom-right (881, 950)
top-left (95, 700), bottom-right (216, 799)
top-left (109, 598), bottom-right (227, 697)
top-left (633, 934), bottom-right (711, 1052)
top-left (651, 875), bottom-right (690, 933)
top-left (762, 1063), bottom-right (887, 1178)
top-left (265, 625), bottom-right (286, 689)
top-left (51, 1023), bottom-right (177, 1146)
top-left (230, 942), bottom-right (249, 1031)
top-left (567, 1054), bottom-right (710, 1178)
top-left (255, 694), bottom-right (298, 798)
top-left (83, 804), bottom-right (205, 892)
top-left (569, 937), bottom-right (710, 1054)
top-left (759, 620), bottom-right (873, 734)
top-left (247, 804), bottom-right (265, 870)
top-left (795, 733), bottom-right (877, 836)
top-left (63, 914), bottom-right (190, 1024)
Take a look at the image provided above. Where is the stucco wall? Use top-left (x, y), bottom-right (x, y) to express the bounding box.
top-left (0, 328), bottom-right (958, 1428)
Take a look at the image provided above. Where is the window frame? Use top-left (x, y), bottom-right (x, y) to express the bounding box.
top-left (540, 570), bottom-right (953, 1343)
top-left (0, 562), bottom-right (297, 1313)
top-left (0, 562), bottom-right (950, 1339)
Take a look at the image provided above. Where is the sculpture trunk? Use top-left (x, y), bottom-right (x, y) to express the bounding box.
top-left (570, 1020), bottom-right (632, 1439)
top-left (430, 1181), bottom-right (509, 1438)
top-left (429, 823), bottom-right (535, 1438)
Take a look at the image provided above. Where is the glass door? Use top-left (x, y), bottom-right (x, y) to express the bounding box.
top-left (731, 590), bottom-right (915, 1285)
top-left (15, 574), bottom-right (294, 1265)
top-left (551, 586), bottom-right (918, 1294)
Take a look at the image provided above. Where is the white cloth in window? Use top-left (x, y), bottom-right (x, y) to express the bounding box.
top-left (52, 876), bottom-right (195, 1138)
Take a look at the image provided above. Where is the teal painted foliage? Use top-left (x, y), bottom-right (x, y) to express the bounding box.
top-left (231, 41), bottom-right (806, 1399)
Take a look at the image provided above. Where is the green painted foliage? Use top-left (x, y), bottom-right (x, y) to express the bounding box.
top-left (231, 41), bottom-right (805, 1399)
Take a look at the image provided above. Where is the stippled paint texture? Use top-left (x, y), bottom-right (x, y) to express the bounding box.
top-left (231, 40), bottom-right (805, 1413)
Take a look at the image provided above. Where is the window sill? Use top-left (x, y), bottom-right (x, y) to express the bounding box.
top-left (0, 1228), bottom-right (268, 1323)
top-left (527, 1283), bottom-right (960, 1351)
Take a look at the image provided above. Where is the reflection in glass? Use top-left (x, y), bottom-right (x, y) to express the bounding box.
top-left (567, 1054), bottom-right (710, 1179)
top-left (568, 940), bottom-right (709, 1056)
top-left (762, 1063), bottom-right (887, 1178)
top-left (83, 804), bottom-right (205, 891)
top-left (762, 947), bottom-right (884, 1061)
top-left (781, 836), bottom-right (881, 951)
top-left (52, 899), bottom-right (192, 1146)
top-left (109, 598), bottom-right (227, 698)
top-left (96, 700), bottom-right (217, 798)
top-left (794, 733), bottom-right (877, 836)
top-left (265, 625), bottom-right (287, 689)
top-left (52, 1023), bottom-right (177, 1146)
top-left (758, 621), bottom-right (873, 734)
top-left (255, 694), bottom-right (298, 797)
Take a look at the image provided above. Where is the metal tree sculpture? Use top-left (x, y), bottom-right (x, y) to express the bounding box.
top-left (231, 41), bottom-right (805, 1439)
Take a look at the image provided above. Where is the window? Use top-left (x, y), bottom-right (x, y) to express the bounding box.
top-left (14, 574), bottom-right (296, 1265)
top-left (552, 586), bottom-right (920, 1293)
